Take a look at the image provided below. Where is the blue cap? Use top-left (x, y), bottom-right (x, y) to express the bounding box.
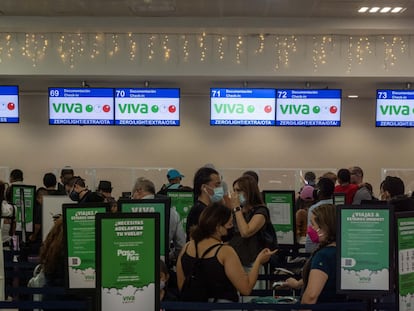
top-left (167, 169), bottom-right (184, 180)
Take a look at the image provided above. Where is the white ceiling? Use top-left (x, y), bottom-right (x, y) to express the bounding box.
top-left (0, 0), bottom-right (412, 18)
top-left (1, 0), bottom-right (414, 97)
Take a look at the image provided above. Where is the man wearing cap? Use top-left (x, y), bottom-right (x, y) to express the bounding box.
top-left (68, 176), bottom-right (104, 204)
top-left (97, 180), bottom-right (113, 199)
top-left (97, 180), bottom-right (117, 211)
top-left (157, 169), bottom-right (184, 195)
top-left (56, 167), bottom-right (74, 195)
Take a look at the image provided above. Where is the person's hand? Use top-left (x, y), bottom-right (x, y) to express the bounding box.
top-left (230, 192), bottom-right (241, 209)
top-left (257, 248), bottom-right (277, 265)
top-left (284, 277), bottom-right (302, 289)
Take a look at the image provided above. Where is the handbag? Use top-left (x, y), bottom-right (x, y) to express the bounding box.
top-left (28, 264), bottom-right (46, 288)
top-left (257, 206), bottom-right (278, 250)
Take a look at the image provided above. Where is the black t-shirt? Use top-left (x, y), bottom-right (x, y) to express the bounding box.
top-left (229, 205), bottom-right (267, 266)
top-left (78, 190), bottom-right (105, 204)
top-left (185, 200), bottom-right (207, 240)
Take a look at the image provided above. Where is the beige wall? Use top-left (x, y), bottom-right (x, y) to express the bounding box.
top-left (1, 92), bottom-right (412, 197)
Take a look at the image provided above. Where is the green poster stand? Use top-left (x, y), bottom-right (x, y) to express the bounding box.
top-left (262, 190), bottom-right (296, 246)
top-left (166, 190), bottom-right (194, 232)
top-left (118, 199), bottom-right (170, 263)
top-left (96, 213), bottom-right (160, 311)
top-left (11, 184), bottom-right (36, 236)
top-left (337, 204), bottom-right (393, 295)
top-left (396, 211), bottom-right (414, 311)
top-left (63, 203), bottom-right (110, 290)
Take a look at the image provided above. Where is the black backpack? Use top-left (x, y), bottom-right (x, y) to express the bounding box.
top-left (180, 242), bottom-right (223, 302)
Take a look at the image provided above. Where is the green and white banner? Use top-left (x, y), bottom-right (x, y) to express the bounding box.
top-left (97, 213), bottom-right (159, 311)
top-left (167, 190), bottom-right (194, 232)
top-left (263, 191), bottom-right (295, 245)
top-left (397, 215), bottom-right (414, 311)
top-left (11, 185), bottom-right (35, 233)
top-left (120, 199), bottom-right (169, 260)
top-left (64, 204), bottom-right (108, 289)
top-left (340, 208), bottom-right (390, 292)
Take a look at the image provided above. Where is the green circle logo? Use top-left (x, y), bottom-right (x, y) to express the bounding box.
top-left (313, 106), bottom-right (320, 114)
top-left (151, 105), bottom-right (159, 113)
top-left (247, 105), bottom-right (255, 113)
top-left (85, 105), bottom-right (93, 112)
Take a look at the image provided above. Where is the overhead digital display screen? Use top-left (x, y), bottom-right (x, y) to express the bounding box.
top-left (0, 86), bottom-right (19, 123)
top-left (114, 88), bottom-right (180, 126)
top-left (376, 90), bottom-right (414, 127)
top-left (276, 89), bottom-right (342, 126)
top-left (48, 88), bottom-right (115, 125)
top-left (210, 88), bottom-right (276, 126)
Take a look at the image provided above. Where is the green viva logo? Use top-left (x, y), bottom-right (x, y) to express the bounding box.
top-left (280, 104), bottom-right (317, 114)
top-left (214, 103), bottom-right (255, 113)
top-left (118, 103), bottom-right (177, 114)
top-left (53, 103), bottom-right (84, 113)
top-left (380, 105), bottom-right (412, 115)
top-left (52, 103), bottom-right (111, 113)
top-left (119, 103), bottom-right (151, 114)
top-left (122, 295), bottom-right (135, 303)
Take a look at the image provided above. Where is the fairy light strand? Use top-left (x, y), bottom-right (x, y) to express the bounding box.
top-left (0, 32), bottom-right (412, 70)
top-left (235, 35), bottom-right (243, 64)
top-left (312, 36), bottom-right (331, 72)
top-left (128, 33), bottom-right (137, 61)
top-left (162, 35), bottom-right (171, 61)
top-left (199, 32), bottom-right (207, 62)
top-left (182, 35), bottom-right (189, 62)
top-left (274, 35), bottom-right (297, 70)
top-left (255, 34), bottom-right (265, 54)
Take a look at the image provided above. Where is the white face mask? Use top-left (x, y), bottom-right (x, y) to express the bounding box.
top-left (160, 280), bottom-right (165, 290)
top-left (239, 193), bottom-right (246, 206)
top-left (205, 186), bottom-right (224, 203)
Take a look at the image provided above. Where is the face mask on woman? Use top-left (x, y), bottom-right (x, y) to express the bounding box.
top-left (239, 193), bottom-right (246, 206)
top-left (307, 225), bottom-right (320, 243)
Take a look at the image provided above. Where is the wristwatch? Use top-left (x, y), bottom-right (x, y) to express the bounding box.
top-left (233, 206), bottom-right (241, 213)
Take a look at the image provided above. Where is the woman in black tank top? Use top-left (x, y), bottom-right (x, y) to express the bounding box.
top-left (176, 203), bottom-right (277, 302)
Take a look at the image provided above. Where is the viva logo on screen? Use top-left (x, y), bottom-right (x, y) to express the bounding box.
top-left (376, 90), bottom-right (414, 127)
top-left (210, 88), bottom-right (276, 126)
top-left (114, 88), bottom-right (180, 126)
top-left (279, 103), bottom-right (338, 115)
top-left (52, 103), bottom-right (112, 113)
top-left (276, 89), bottom-right (341, 126)
top-left (213, 103), bottom-right (273, 114)
top-left (49, 88), bottom-right (114, 125)
top-left (117, 103), bottom-right (177, 114)
top-left (378, 104), bottom-right (412, 115)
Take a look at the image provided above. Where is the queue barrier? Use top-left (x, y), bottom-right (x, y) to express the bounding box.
top-left (160, 301), bottom-right (375, 310)
top-left (3, 252), bottom-right (396, 311)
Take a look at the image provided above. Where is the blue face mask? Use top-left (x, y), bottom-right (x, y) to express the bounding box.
top-left (239, 193), bottom-right (246, 206)
top-left (208, 186), bottom-right (224, 203)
